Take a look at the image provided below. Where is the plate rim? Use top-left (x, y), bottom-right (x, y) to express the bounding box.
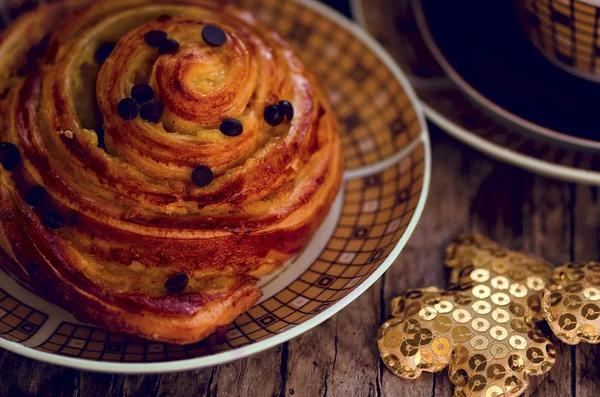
top-left (0, 0), bottom-right (432, 374)
top-left (350, 0), bottom-right (600, 185)
top-left (412, 0), bottom-right (600, 151)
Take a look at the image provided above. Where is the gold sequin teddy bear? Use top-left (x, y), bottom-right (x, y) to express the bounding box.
top-left (378, 234), bottom-right (556, 397)
top-left (542, 262), bottom-right (600, 345)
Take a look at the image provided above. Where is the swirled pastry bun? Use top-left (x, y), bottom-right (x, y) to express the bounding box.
top-left (0, 0), bottom-right (343, 344)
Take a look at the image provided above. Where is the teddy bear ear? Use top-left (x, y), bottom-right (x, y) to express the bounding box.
top-left (543, 262), bottom-right (600, 344)
top-left (445, 234), bottom-right (496, 270)
top-left (378, 287), bottom-right (451, 381)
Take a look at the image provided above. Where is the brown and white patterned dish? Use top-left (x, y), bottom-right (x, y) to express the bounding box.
top-left (0, 0), bottom-right (430, 372)
top-left (516, 0), bottom-right (600, 83)
top-left (352, 0), bottom-right (600, 185)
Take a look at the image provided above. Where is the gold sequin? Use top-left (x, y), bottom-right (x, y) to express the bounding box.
top-left (567, 262), bottom-right (586, 269)
top-left (485, 385), bottom-right (504, 397)
top-left (472, 300), bottom-right (492, 315)
top-left (491, 308), bottom-right (511, 324)
top-left (406, 302), bottom-right (422, 317)
top-left (432, 338), bottom-right (451, 357)
top-left (470, 335), bottom-right (490, 350)
top-left (403, 319), bottom-right (420, 335)
top-left (527, 276), bottom-right (545, 292)
top-left (565, 283), bottom-right (583, 293)
top-left (490, 326), bottom-right (508, 341)
top-left (383, 329), bottom-right (403, 349)
top-left (505, 376), bottom-right (523, 393)
top-left (542, 361), bottom-right (553, 373)
top-left (491, 276), bottom-right (509, 290)
top-left (451, 345), bottom-right (470, 365)
top-left (508, 354), bottom-right (524, 371)
top-left (491, 292), bottom-right (510, 306)
top-left (509, 335), bottom-right (527, 350)
top-left (490, 343), bottom-right (509, 359)
top-left (419, 306), bottom-right (437, 321)
top-left (582, 303), bottom-right (600, 320)
top-left (416, 351), bottom-right (433, 369)
top-left (434, 300), bottom-right (453, 314)
top-left (382, 354), bottom-right (401, 373)
top-left (491, 259), bottom-right (508, 274)
top-left (587, 274), bottom-right (600, 286)
top-left (468, 353), bottom-right (487, 371)
top-left (434, 315), bottom-right (452, 332)
top-left (583, 287), bottom-right (600, 301)
top-left (510, 319), bottom-right (528, 333)
top-left (452, 326), bottom-right (471, 343)
top-left (526, 347), bottom-right (544, 364)
top-left (453, 308), bottom-right (472, 324)
top-left (588, 263), bottom-right (600, 272)
top-left (468, 374), bottom-right (487, 392)
top-left (528, 261), bottom-right (548, 274)
top-left (508, 269), bottom-right (527, 281)
top-left (576, 324), bottom-right (596, 340)
top-left (451, 369), bottom-right (469, 387)
top-left (509, 283), bottom-right (528, 298)
top-left (473, 285), bottom-right (491, 299)
top-left (486, 364), bottom-right (506, 380)
top-left (471, 268), bottom-right (490, 283)
top-left (473, 255), bottom-right (491, 270)
top-left (390, 297), bottom-right (406, 317)
top-left (509, 302), bottom-right (526, 317)
top-left (415, 328), bottom-right (433, 346)
top-left (454, 293), bottom-right (473, 306)
top-left (564, 295), bottom-right (583, 310)
top-left (558, 313), bottom-right (578, 331)
top-left (472, 317), bottom-right (491, 332)
top-left (567, 269), bottom-right (585, 282)
top-left (400, 339), bottom-right (418, 357)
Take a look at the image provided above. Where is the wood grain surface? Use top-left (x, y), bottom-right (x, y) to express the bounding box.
top-left (2, 126), bottom-right (599, 396)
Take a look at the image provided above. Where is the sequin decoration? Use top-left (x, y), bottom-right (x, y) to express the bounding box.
top-left (378, 234), bottom-right (556, 397)
top-left (542, 262), bottom-right (600, 344)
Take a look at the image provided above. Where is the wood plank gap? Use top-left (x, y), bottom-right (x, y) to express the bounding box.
top-left (278, 342), bottom-right (289, 397)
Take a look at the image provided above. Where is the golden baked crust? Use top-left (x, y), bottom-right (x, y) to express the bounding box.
top-left (0, 0), bottom-right (343, 344)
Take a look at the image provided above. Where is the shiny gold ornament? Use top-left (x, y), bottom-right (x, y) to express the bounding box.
top-left (473, 300), bottom-right (492, 315)
top-left (490, 326), bottom-right (508, 341)
top-left (453, 326), bottom-right (472, 343)
top-left (491, 308), bottom-right (510, 324)
top-left (485, 385), bottom-right (504, 397)
top-left (470, 335), bottom-right (490, 350)
top-left (491, 276), bottom-right (509, 290)
top-left (543, 262), bottom-right (600, 344)
top-left (436, 300), bottom-right (454, 313)
top-left (378, 234), bottom-right (556, 397)
top-left (472, 318), bottom-right (490, 332)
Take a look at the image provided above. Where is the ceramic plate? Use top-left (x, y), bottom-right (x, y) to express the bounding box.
top-left (352, 0), bottom-right (600, 184)
top-left (0, 0), bottom-right (430, 373)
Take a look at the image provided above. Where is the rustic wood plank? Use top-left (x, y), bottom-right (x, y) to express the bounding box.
top-left (2, 127), bottom-right (598, 396)
top-left (573, 184), bottom-right (600, 397)
top-left (283, 282), bottom-right (380, 397)
top-left (206, 346), bottom-right (283, 397)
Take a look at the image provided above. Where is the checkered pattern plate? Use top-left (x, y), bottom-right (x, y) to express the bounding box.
top-left (0, 0), bottom-right (430, 373)
top-left (352, 0), bottom-right (600, 185)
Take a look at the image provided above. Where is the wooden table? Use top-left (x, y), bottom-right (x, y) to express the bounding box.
top-left (2, 0), bottom-right (600, 394)
top-left (2, 125), bottom-right (599, 396)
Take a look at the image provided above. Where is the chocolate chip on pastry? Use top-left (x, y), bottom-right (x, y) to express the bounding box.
top-left (0, 0), bottom-right (343, 344)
